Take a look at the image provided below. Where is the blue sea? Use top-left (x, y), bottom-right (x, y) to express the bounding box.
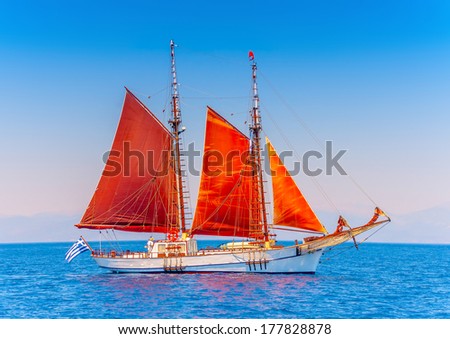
top-left (0, 241), bottom-right (448, 319)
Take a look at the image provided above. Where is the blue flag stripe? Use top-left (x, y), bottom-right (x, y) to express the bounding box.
top-left (65, 242), bottom-right (85, 259)
top-left (65, 243), bottom-right (87, 261)
top-left (66, 246), bottom-right (89, 263)
top-left (65, 237), bottom-right (89, 263)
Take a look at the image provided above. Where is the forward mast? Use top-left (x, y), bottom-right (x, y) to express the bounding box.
top-left (168, 40), bottom-right (188, 237)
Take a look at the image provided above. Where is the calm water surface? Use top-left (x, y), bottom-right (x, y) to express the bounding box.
top-left (0, 241), bottom-right (448, 318)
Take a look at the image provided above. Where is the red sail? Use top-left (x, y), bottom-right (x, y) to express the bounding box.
top-left (76, 89), bottom-right (176, 233)
top-left (191, 107), bottom-right (256, 238)
top-left (267, 139), bottom-right (327, 234)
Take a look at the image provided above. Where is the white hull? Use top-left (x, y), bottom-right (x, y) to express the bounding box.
top-left (89, 219), bottom-right (390, 274)
top-left (93, 246), bottom-right (323, 274)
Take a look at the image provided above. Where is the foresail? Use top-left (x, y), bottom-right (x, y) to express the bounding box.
top-left (267, 138), bottom-right (327, 234)
top-left (191, 107), bottom-right (257, 238)
top-left (76, 89), bottom-right (176, 233)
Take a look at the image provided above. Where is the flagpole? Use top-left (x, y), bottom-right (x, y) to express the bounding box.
top-left (80, 235), bottom-right (93, 252)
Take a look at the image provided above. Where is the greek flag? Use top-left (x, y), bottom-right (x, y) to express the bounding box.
top-left (65, 237), bottom-right (90, 263)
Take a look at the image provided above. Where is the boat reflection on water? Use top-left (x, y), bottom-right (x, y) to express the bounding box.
top-left (85, 267), bottom-right (323, 318)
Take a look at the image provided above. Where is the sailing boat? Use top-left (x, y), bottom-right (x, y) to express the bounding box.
top-left (74, 41), bottom-right (390, 273)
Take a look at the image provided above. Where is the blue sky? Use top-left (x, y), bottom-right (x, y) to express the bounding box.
top-left (0, 0), bottom-right (449, 243)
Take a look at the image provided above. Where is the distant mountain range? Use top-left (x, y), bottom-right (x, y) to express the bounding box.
top-left (372, 206), bottom-right (450, 244)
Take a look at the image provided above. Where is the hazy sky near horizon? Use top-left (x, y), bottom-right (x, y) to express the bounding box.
top-left (1, 0), bottom-right (449, 242)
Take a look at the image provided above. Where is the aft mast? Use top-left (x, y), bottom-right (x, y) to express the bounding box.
top-left (248, 52), bottom-right (270, 243)
top-left (168, 40), bottom-right (188, 237)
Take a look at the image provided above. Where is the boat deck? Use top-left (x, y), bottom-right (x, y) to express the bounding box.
top-left (91, 245), bottom-right (284, 260)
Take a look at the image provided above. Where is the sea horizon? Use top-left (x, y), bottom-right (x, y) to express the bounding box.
top-left (1, 239), bottom-right (449, 246)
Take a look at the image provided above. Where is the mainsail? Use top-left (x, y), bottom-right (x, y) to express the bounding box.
top-left (76, 89), bottom-right (176, 233)
top-left (266, 138), bottom-right (327, 234)
top-left (191, 107), bottom-right (257, 238)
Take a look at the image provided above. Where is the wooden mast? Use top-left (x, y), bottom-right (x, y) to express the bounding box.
top-left (249, 52), bottom-right (269, 242)
top-left (168, 40), bottom-right (187, 236)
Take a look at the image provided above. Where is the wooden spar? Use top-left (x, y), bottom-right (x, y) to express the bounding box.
top-left (169, 40), bottom-right (187, 235)
top-left (302, 218), bottom-right (390, 251)
top-left (249, 52), bottom-right (269, 242)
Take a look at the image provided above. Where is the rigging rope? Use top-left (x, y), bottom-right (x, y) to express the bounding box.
top-left (259, 70), bottom-right (380, 209)
top-left (99, 229), bottom-right (124, 252)
top-left (322, 222), bottom-right (389, 261)
top-left (181, 84), bottom-right (248, 101)
top-left (261, 104), bottom-right (341, 216)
